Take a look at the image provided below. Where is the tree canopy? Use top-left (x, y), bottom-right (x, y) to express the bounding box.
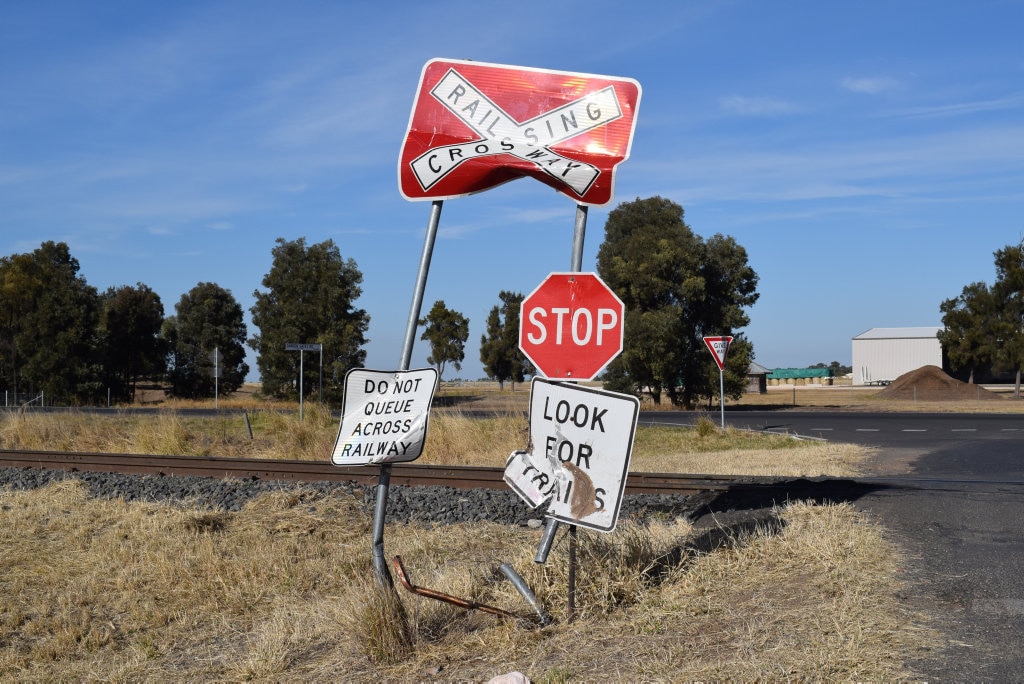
top-left (249, 237), bottom-right (369, 403)
top-left (418, 300), bottom-right (469, 379)
top-left (941, 240), bottom-right (1024, 394)
top-left (165, 282), bottom-right (248, 399)
top-left (596, 196), bottom-right (759, 408)
top-left (0, 241), bottom-right (103, 404)
top-left (938, 281), bottom-right (995, 384)
top-left (100, 283), bottom-right (166, 403)
top-left (479, 290), bottom-right (533, 389)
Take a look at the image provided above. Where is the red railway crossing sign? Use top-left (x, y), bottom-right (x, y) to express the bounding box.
top-left (519, 272), bottom-right (624, 381)
top-left (398, 58), bottom-right (642, 206)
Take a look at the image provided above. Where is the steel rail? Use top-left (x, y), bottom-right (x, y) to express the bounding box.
top-left (7, 448), bottom-right (1012, 496)
top-left (0, 448), bottom-right (776, 495)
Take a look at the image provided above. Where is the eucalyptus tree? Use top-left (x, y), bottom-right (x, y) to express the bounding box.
top-left (99, 283), bottom-right (166, 403)
top-left (165, 282), bottom-right (248, 399)
top-left (0, 241), bottom-right (102, 404)
top-left (249, 237), bottom-right (369, 403)
top-left (596, 196), bottom-right (759, 408)
top-left (991, 241), bottom-right (1024, 396)
top-left (418, 300), bottom-right (469, 379)
top-left (479, 290), bottom-right (533, 389)
top-left (938, 281), bottom-right (996, 384)
top-left (940, 240), bottom-right (1024, 395)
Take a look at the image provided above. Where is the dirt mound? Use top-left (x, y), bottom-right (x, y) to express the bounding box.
top-left (877, 365), bottom-right (1002, 401)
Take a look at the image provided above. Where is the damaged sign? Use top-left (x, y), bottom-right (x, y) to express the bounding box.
top-left (331, 368), bottom-right (438, 466)
top-left (504, 378), bottom-right (640, 532)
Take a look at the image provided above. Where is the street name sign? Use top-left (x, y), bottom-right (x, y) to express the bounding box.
top-left (503, 378), bottom-right (639, 532)
top-left (398, 58), bottom-right (641, 206)
top-left (331, 368), bottom-right (438, 466)
top-left (519, 272), bottom-right (624, 381)
top-left (703, 336), bottom-right (733, 370)
top-left (285, 343), bottom-right (322, 351)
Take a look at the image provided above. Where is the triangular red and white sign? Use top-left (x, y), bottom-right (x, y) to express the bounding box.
top-left (703, 336), bottom-right (733, 371)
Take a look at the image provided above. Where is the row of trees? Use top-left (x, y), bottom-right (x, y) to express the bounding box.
top-left (0, 237), bottom-right (372, 405)
top-left (3, 196), bottom-right (761, 409)
top-left (0, 241), bottom-right (249, 404)
top-left (940, 240), bottom-right (1024, 393)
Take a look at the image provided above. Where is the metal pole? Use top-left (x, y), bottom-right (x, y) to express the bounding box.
top-left (400, 200), bottom-right (443, 369)
top-left (536, 203), bottom-right (589, 567)
top-left (319, 345), bottom-right (323, 409)
top-left (298, 349), bottom-right (304, 421)
top-left (568, 524), bottom-right (577, 622)
top-left (570, 204), bottom-right (588, 271)
top-left (499, 563), bottom-right (551, 625)
top-left (719, 368), bottom-right (725, 428)
top-left (372, 199), bottom-right (443, 587)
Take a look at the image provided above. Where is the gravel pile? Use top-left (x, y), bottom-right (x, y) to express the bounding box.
top-left (0, 466), bottom-right (704, 527)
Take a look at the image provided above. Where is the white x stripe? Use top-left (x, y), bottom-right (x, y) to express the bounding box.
top-left (409, 68), bottom-right (624, 196)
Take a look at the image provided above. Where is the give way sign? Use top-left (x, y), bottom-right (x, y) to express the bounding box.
top-left (703, 335), bottom-right (734, 370)
top-left (398, 58), bottom-right (642, 206)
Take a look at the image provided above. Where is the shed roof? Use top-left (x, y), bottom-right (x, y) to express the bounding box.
top-left (748, 362), bottom-right (771, 374)
top-left (852, 326), bottom-right (941, 340)
top-left (769, 367), bottom-right (832, 379)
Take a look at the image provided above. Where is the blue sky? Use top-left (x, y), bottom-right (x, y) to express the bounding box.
top-left (3, 0), bottom-right (1023, 381)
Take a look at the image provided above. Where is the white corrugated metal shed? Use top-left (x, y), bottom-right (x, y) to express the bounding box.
top-left (852, 327), bottom-right (942, 386)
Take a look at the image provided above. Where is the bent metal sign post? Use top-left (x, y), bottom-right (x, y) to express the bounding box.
top-left (353, 60), bottom-right (640, 589)
top-left (399, 59), bottom-right (641, 205)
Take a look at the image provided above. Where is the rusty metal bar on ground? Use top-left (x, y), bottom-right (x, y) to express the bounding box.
top-left (391, 555), bottom-right (522, 621)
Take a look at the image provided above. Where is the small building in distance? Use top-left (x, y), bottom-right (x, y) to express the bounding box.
top-left (767, 367), bottom-right (833, 386)
top-left (746, 362), bottom-right (770, 393)
top-left (852, 326), bottom-right (942, 386)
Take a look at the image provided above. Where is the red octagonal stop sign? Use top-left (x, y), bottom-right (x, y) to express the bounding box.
top-left (519, 272), bottom-right (624, 381)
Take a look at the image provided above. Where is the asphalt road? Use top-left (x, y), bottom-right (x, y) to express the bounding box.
top-left (645, 410), bottom-right (1024, 680)
top-left (641, 409), bottom-right (1024, 450)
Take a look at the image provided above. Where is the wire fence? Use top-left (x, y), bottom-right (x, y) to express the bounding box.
top-left (2, 391), bottom-right (45, 408)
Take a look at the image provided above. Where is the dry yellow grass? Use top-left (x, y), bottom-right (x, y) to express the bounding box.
top-left (0, 391), bottom-right (942, 678)
top-left (0, 408), bottom-right (870, 478)
top-left (0, 480), bottom-right (940, 681)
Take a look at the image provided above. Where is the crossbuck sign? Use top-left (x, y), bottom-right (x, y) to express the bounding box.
top-left (399, 59), bottom-right (641, 206)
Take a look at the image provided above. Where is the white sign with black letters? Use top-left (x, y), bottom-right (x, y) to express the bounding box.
top-left (504, 378), bottom-right (639, 532)
top-left (332, 368), bottom-right (438, 466)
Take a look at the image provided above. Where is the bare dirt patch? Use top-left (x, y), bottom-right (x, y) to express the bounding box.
top-left (878, 365), bottom-right (1002, 402)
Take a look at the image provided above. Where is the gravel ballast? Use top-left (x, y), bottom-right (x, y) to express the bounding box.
top-left (0, 466), bottom-right (706, 527)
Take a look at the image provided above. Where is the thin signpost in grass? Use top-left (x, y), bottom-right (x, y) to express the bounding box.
top-left (704, 336), bottom-right (733, 428)
top-left (284, 343), bottom-right (322, 421)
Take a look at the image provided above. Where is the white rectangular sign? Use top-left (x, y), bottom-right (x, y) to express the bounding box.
top-left (331, 368), bottom-right (438, 466)
top-left (504, 378), bottom-right (639, 532)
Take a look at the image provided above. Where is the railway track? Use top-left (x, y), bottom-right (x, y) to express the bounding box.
top-left (0, 448), bottom-right (782, 496)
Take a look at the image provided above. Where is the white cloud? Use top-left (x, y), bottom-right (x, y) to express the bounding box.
top-left (841, 77), bottom-right (900, 94)
top-left (719, 95), bottom-right (798, 116)
top-left (887, 94), bottom-right (1024, 118)
top-left (636, 122), bottom-right (1024, 205)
